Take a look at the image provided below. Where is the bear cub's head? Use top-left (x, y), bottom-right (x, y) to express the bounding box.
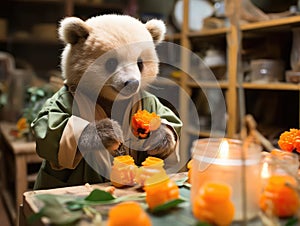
top-left (58, 14), bottom-right (166, 100)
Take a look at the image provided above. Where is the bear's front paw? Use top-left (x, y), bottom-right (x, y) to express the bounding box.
top-left (142, 124), bottom-right (176, 159)
top-left (78, 118), bottom-right (125, 156)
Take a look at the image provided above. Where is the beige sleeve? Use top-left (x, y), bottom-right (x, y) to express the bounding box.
top-left (56, 116), bottom-right (89, 169)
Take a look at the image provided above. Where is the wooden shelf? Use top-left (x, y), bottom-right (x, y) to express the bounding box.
top-left (241, 15), bottom-right (300, 32)
top-left (186, 80), bottom-right (229, 89)
top-left (165, 33), bottom-right (182, 41)
top-left (151, 78), bottom-right (180, 86)
top-left (188, 27), bottom-right (229, 37)
top-left (242, 82), bottom-right (300, 90)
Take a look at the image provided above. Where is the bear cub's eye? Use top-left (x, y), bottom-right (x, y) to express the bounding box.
top-left (105, 58), bottom-right (118, 74)
top-left (137, 58), bottom-right (143, 72)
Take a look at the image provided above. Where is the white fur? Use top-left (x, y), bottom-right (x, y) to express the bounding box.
top-left (58, 14), bottom-right (166, 100)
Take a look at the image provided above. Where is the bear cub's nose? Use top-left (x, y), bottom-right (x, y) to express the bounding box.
top-left (122, 79), bottom-right (139, 95)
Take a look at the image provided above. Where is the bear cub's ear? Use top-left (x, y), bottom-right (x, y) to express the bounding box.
top-left (58, 17), bottom-right (91, 45)
top-left (145, 19), bottom-right (166, 44)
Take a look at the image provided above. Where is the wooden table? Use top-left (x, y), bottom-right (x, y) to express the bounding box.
top-left (20, 173), bottom-right (196, 226)
top-left (20, 173), bottom-right (295, 226)
top-left (0, 121), bottom-right (42, 223)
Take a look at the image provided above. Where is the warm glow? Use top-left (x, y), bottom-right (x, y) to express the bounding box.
top-left (219, 139), bottom-right (229, 159)
top-left (261, 162), bottom-right (270, 179)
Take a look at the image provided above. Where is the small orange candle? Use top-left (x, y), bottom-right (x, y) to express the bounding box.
top-left (192, 182), bottom-right (235, 226)
top-left (144, 178), bottom-right (179, 210)
top-left (135, 156), bottom-right (166, 187)
top-left (108, 201), bottom-right (152, 226)
top-left (259, 175), bottom-right (300, 217)
top-left (110, 155), bottom-right (137, 188)
top-left (141, 156), bottom-right (164, 167)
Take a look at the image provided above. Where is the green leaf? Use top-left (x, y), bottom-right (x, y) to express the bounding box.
top-left (30, 194), bottom-right (82, 225)
top-left (150, 198), bottom-right (186, 213)
top-left (27, 209), bottom-right (45, 224)
top-left (195, 221), bottom-right (212, 226)
top-left (66, 192), bottom-right (145, 208)
top-left (67, 203), bottom-right (84, 211)
top-left (36, 89), bottom-right (45, 97)
top-left (285, 217), bottom-right (299, 226)
top-left (85, 189), bottom-right (115, 201)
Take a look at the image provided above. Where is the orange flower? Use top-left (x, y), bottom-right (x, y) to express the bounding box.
top-left (192, 182), bottom-right (235, 226)
top-left (132, 110), bottom-right (161, 138)
top-left (259, 175), bottom-right (299, 217)
top-left (108, 201), bottom-right (152, 226)
top-left (110, 155), bottom-right (137, 188)
top-left (144, 178), bottom-right (179, 210)
top-left (278, 128), bottom-right (300, 153)
top-left (17, 117), bottom-right (29, 131)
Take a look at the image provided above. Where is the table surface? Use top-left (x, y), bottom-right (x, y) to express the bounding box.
top-left (22, 173), bottom-right (275, 226)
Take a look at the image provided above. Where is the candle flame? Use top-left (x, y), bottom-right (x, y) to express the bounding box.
top-left (219, 139), bottom-right (229, 159)
top-left (261, 162), bottom-right (270, 179)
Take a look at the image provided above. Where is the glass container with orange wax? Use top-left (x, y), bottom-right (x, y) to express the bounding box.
top-left (260, 150), bottom-right (300, 217)
top-left (190, 138), bottom-right (262, 221)
top-left (138, 157), bottom-right (180, 210)
top-left (259, 174), bottom-right (299, 217)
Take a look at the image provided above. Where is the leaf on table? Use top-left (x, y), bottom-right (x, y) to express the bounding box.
top-left (150, 198), bottom-right (186, 213)
top-left (67, 190), bottom-right (145, 208)
top-left (84, 188), bottom-right (115, 201)
top-left (285, 217), bottom-right (299, 226)
top-left (28, 194), bottom-right (82, 225)
top-left (195, 221), bottom-right (212, 226)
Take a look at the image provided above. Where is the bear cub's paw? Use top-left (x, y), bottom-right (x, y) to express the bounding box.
top-left (78, 118), bottom-right (124, 156)
top-left (142, 124), bottom-right (176, 159)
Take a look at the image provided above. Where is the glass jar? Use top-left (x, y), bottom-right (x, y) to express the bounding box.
top-left (260, 150), bottom-right (300, 218)
top-left (190, 138), bottom-right (262, 221)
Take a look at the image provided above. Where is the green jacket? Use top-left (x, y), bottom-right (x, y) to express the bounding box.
top-left (32, 85), bottom-right (182, 190)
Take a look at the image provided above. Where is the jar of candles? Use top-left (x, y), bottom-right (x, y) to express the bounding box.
top-left (190, 138), bottom-right (262, 222)
top-left (260, 150), bottom-right (300, 218)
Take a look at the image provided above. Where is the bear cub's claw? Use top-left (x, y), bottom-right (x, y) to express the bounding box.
top-left (78, 118), bottom-right (124, 156)
top-left (142, 124), bottom-right (176, 159)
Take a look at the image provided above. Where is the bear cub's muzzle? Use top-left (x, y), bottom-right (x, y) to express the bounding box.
top-left (121, 79), bottom-right (140, 96)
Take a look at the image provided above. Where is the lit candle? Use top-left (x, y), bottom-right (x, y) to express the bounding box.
top-left (261, 161), bottom-right (270, 180)
top-left (191, 138), bottom-right (262, 221)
